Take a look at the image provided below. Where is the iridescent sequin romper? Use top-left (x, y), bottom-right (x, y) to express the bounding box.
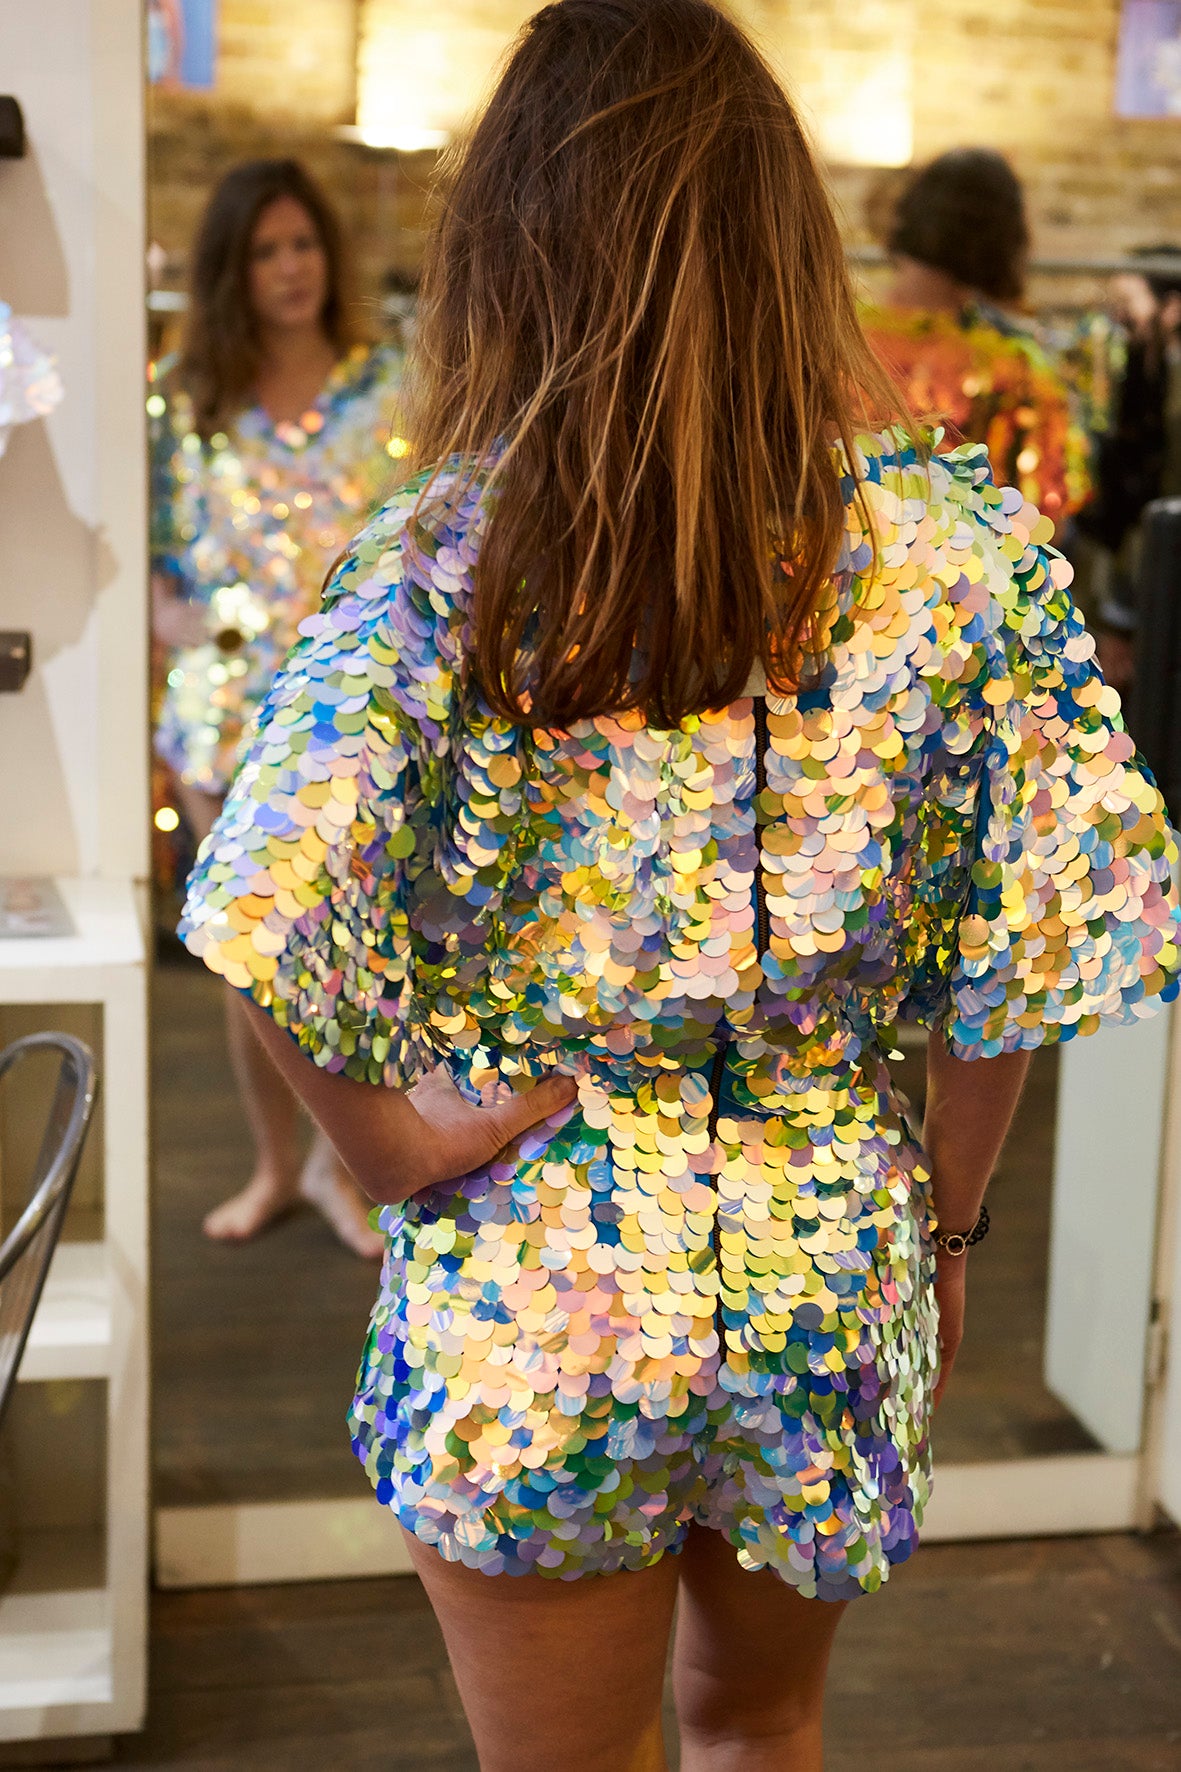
top-left (179, 432), bottom-right (1180, 1599)
top-left (150, 343), bottom-right (405, 794)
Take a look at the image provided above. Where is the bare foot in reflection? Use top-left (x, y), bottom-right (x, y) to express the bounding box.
top-left (202, 1172), bottom-right (300, 1242)
top-left (299, 1139), bottom-right (385, 1260)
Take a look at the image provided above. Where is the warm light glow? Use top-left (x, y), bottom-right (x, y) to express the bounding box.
top-left (358, 123), bottom-right (451, 153)
top-left (154, 806), bottom-right (181, 833)
top-left (739, 1), bottom-right (915, 170)
top-left (356, 3), bottom-right (536, 151)
top-left (809, 59), bottom-right (914, 168)
top-left (355, 2), bottom-right (915, 170)
top-left (386, 434), bottom-right (411, 459)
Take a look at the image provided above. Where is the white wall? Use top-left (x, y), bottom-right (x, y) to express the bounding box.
top-left (1046, 1016), bottom-right (1171, 1454)
top-left (0, 0), bottom-right (147, 882)
top-left (1152, 1009), bottom-right (1181, 1525)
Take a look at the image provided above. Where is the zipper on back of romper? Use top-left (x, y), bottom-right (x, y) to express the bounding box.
top-left (753, 696), bottom-right (771, 959)
top-left (705, 699), bottom-right (770, 1342)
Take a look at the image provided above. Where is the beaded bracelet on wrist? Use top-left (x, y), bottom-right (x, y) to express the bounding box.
top-left (933, 1203), bottom-right (991, 1257)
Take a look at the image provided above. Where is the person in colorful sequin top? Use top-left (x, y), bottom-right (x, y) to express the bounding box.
top-left (153, 159), bottom-right (405, 1255)
top-left (861, 149), bottom-right (1090, 529)
top-left (180, 6), bottom-right (1179, 1767)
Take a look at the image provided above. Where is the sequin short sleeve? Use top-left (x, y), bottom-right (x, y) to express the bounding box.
top-left (941, 503), bottom-right (1181, 1058)
top-left (177, 543), bottom-right (424, 1084)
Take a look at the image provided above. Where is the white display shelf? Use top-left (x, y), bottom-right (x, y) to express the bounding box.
top-left (0, 1592), bottom-right (110, 1717)
top-left (0, 1534), bottom-right (112, 1741)
top-left (0, 877), bottom-right (148, 1745)
top-left (0, 5), bottom-right (149, 1748)
top-left (0, 879), bottom-right (145, 1005)
top-left (18, 1243), bottom-right (110, 1383)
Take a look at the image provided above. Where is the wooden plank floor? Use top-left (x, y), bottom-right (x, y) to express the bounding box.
top-left (153, 958), bottom-right (380, 1506)
top-left (85, 1530), bottom-right (1180, 1769)
top-left (153, 955), bottom-right (1090, 1508)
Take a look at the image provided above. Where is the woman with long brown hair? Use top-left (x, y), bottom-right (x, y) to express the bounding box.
top-left (151, 159), bottom-right (405, 1254)
top-left (180, 5), bottom-right (1178, 1766)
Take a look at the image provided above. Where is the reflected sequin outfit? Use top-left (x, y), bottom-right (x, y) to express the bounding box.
top-left (180, 434), bottom-right (1179, 1598)
top-left (0, 300), bottom-right (62, 458)
top-left (150, 344), bottom-right (405, 793)
top-left (862, 304), bottom-right (1090, 526)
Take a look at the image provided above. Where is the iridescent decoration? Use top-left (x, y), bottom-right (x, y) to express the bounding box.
top-left (0, 301), bottom-right (63, 459)
top-left (150, 343), bottom-right (406, 793)
top-left (861, 304), bottom-right (1091, 524)
top-left (180, 433), bottom-right (1180, 1599)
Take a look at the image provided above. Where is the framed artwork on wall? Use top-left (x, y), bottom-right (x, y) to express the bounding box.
top-left (1116, 0), bottom-right (1181, 116)
top-left (147, 0), bottom-right (217, 91)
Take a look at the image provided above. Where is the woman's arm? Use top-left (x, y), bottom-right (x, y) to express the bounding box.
top-left (238, 994), bottom-right (578, 1203)
top-left (923, 1038), bottom-right (1031, 1404)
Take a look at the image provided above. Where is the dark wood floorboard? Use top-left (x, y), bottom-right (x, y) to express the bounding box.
top-left (153, 959), bottom-right (380, 1505)
top-left (85, 1531), bottom-right (1180, 1769)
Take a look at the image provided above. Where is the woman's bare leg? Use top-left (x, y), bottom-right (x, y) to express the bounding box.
top-left (174, 779), bottom-right (382, 1256)
top-left (672, 1523), bottom-right (846, 1772)
top-left (297, 1125), bottom-right (385, 1259)
top-left (404, 1531), bottom-right (679, 1772)
top-left (202, 984), bottom-right (303, 1241)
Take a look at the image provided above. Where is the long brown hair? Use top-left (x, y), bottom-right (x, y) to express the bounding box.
top-left (179, 159), bottom-right (359, 438)
top-left (409, 0), bottom-right (906, 728)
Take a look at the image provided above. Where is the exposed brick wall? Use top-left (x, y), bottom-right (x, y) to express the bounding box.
top-left (745, 0), bottom-right (916, 168)
top-left (148, 0), bottom-right (1181, 319)
top-left (212, 0), bottom-right (357, 122)
top-left (356, 0), bottom-right (537, 144)
top-left (908, 0), bottom-right (1181, 306)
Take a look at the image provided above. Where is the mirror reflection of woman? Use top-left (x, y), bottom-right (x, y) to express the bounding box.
top-left (150, 159), bottom-right (405, 1255)
top-left (179, 4), bottom-right (1181, 1766)
top-left (861, 149), bottom-right (1090, 533)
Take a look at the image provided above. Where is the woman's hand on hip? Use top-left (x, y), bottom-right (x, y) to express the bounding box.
top-left (365, 1066), bottom-right (579, 1202)
top-left (235, 994), bottom-right (578, 1206)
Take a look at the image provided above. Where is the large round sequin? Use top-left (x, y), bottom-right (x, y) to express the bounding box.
top-left (180, 431), bottom-right (1180, 1597)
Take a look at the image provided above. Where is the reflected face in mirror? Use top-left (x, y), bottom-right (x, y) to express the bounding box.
top-left (247, 194), bottom-right (328, 334)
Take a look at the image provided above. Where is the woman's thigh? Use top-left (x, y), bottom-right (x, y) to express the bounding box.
top-left (404, 1529), bottom-right (680, 1772)
top-left (672, 1522), bottom-right (847, 1761)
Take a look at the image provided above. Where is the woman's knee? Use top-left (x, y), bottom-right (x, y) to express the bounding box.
top-left (675, 1651), bottom-right (822, 1749)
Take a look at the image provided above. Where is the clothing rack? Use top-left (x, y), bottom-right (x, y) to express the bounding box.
top-left (849, 245), bottom-right (1181, 279)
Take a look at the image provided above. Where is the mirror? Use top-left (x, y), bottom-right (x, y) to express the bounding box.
top-left (147, 2), bottom-right (429, 1528)
top-left (145, 0), bottom-right (1167, 1575)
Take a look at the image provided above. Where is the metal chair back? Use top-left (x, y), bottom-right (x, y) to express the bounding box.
top-left (0, 1033), bottom-right (98, 1427)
